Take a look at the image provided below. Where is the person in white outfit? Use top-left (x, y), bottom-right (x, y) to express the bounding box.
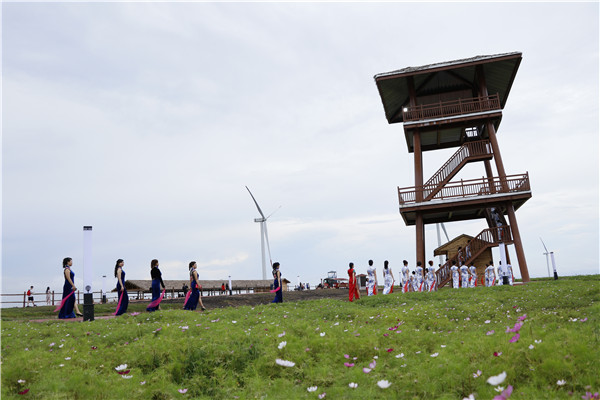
top-left (426, 260), bottom-right (436, 292)
top-left (366, 259), bottom-right (377, 296)
top-left (415, 261), bottom-right (424, 292)
top-left (485, 263), bottom-right (495, 287)
top-left (497, 261), bottom-right (505, 286)
top-left (460, 264), bottom-right (469, 288)
top-left (506, 263), bottom-right (514, 286)
top-left (401, 260), bottom-right (410, 293)
top-left (382, 260), bottom-right (395, 295)
top-left (451, 260), bottom-right (460, 289)
top-left (469, 264), bottom-right (477, 288)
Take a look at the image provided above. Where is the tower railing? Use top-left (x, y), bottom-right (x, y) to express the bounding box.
top-left (423, 140), bottom-right (493, 199)
top-left (398, 173), bottom-right (530, 205)
top-left (402, 94), bottom-right (501, 122)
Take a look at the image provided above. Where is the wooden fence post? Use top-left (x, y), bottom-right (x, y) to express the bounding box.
top-left (23, 292), bottom-right (26, 308)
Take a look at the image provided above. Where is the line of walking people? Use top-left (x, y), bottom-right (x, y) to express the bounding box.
top-left (55, 257), bottom-right (206, 319)
top-left (450, 260), bottom-right (514, 289)
top-left (347, 259), bottom-right (440, 302)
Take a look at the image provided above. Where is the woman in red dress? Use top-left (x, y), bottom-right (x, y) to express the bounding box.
top-left (348, 262), bottom-right (360, 302)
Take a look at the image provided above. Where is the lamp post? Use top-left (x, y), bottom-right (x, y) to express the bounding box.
top-left (83, 226), bottom-right (94, 321)
top-left (228, 275), bottom-right (232, 296)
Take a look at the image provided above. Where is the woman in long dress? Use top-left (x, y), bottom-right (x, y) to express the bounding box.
top-left (114, 259), bottom-right (129, 316)
top-left (469, 264), bottom-right (477, 288)
top-left (271, 262), bottom-right (283, 303)
top-left (401, 260), bottom-right (410, 293)
top-left (382, 260), bottom-right (395, 295)
top-left (348, 262), bottom-right (360, 301)
top-left (460, 264), bottom-right (470, 288)
top-left (58, 257), bottom-right (80, 319)
top-left (184, 261), bottom-right (206, 311)
top-left (146, 259), bottom-right (165, 312)
top-left (451, 260), bottom-right (460, 289)
top-left (366, 260), bottom-right (377, 296)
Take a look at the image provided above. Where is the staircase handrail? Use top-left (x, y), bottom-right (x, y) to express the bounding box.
top-left (424, 140), bottom-right (492, 188)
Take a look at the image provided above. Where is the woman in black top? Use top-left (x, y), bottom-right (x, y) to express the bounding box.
top-left (146, 259), bottom-right (165, 312)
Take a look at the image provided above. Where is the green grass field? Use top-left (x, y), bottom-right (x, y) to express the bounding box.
top-left (1, 276), bottom-right (599, 399)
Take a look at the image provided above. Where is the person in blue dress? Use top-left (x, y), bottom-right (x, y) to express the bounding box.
top-left (271, 262), bottom-right (283, 303)
top-left (58, 257), bottom-right (81, 318)
top-left (146, 259), bottom-right (165, 312)
top-left (183, 261), bottom-right (206, 311)
top-left (114, 259), bottom-right (129, 316)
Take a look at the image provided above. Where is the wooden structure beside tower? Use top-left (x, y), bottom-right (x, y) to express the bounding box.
top-left (374, 52), bottom-right (532, 286)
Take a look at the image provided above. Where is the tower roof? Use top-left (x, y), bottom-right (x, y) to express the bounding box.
top-left (374, 52), bottom-right (522, 124)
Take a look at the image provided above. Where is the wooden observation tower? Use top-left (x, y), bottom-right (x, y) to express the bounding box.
top-left (374, 52), bottom-right (532, 286)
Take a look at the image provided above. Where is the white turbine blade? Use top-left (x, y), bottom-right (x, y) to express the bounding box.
top-left (263, 221), bottom-right (273, 267)
top-left (441, 222), bottom-right (450, 242)
top-left (540, 237), bottom-right (549, 253)
top-left (266, 205), bottom-right (282, 220)
top-left (245, 186), bottom-right (266, 219)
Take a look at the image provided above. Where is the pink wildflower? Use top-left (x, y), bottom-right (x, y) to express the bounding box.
top-left (509, 333), bottom-right (520, 343)
top-left (493, 385), bottom-right (513, 400)
top-left (344, 362), bottom-right (354, 368)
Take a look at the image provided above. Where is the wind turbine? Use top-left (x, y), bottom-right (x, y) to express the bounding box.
top-left (540, 237), bottom-right (558, 280)
top-left (245, 186), bottom-right (279, 281)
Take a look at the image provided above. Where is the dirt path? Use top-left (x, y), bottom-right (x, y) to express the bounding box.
top-left (198, 287), bottom-right (350, 308)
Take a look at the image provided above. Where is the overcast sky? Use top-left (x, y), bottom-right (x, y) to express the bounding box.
top-left (2, 2), bottom-right (599, 299)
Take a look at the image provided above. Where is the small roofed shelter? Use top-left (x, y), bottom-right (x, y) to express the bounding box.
top-left (281, 278), bottom-right (291, 292)
top-left (434, 234), bottom-right (493, 281)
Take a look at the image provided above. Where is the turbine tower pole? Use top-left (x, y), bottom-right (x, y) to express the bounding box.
top-left (260, 220), bottom-right (267, 280)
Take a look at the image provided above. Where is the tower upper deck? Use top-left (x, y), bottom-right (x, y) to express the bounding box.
top-left (374, 52), bottom-right (521, 153)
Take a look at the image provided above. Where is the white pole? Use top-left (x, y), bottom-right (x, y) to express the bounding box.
top-left (228, 275), bottom-right (233, 295)
top-left (260, 221), bottom-right (266, 280)
top-left (82, 226), bottom-right (94, 321)
top-left (497, 242), bottom-right (507, 283)
top-left (550, 252), bottom-right (558, 279)
top-left (544, 252), bottom-right (551, 278)
top-left (102, 275), bottom-right (107, 302)
top-left (83, 226), bottom-right (93, 294)
top-left (436, 223), bottom-right (444, 266)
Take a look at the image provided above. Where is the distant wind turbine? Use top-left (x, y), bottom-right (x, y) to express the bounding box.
top-left (540, 237), bottom-right (558, 280)
top-left (245, 186), bottom-right (280, 280)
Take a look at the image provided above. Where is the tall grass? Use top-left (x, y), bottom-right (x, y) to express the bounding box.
top-left (1, 276), bottom-right (598, 399)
